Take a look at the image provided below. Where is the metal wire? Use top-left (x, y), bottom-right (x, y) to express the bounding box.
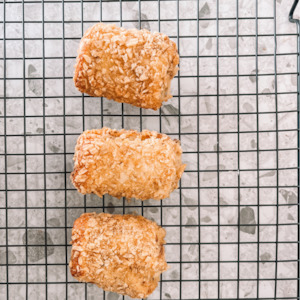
top-left (0, 0), bottom-right (299, 299)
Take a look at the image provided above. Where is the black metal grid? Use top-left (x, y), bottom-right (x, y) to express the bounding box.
top-left (0, 0), bottom-right (299, 299)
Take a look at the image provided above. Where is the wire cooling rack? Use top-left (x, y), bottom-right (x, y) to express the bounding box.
top-left (0, 0), bottom-right (299, 299)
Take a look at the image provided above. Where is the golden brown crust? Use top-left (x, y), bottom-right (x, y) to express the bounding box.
top-left (69, 212), bottom-right (168, 299)
top-left (70, 127), bottom-right (186, 201)
top-left (74, 23), bottom-right (179, 110)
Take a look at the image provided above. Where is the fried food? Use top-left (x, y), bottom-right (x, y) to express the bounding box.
top-left (74, 23), bottom-right (179, 110)
top-left (69, 212), bottom-right (168, 299)
top-left (71, 127), bottom-right (186, 201)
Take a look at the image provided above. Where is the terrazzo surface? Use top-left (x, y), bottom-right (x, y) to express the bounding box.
top-left (0, 0), bottom-right (299, 299)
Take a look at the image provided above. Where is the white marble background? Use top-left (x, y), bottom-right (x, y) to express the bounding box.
top-left (0, 0), bottom-right (299, 299)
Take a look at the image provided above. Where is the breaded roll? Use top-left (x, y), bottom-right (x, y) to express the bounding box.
top-left (69, 212), bottom-right (168, 299)
top-left (74, 23), bottom-right (179, 110)
top-left (71, 127), bottom-right (185, 200)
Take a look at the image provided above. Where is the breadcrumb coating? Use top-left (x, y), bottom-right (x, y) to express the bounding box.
top-left (69, 212), bottom-right (168, 299)
top-left (74, 23), bottom-right (179, 110)
top-left (71, 127), bottom-right (186, 201)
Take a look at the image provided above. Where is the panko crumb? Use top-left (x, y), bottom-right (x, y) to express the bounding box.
top-left (71, 127), bottom-right (186, 201)
top-left (74, 23), bottom-right (179, 110)
top-left (69, 212), bottom-right (168, 299)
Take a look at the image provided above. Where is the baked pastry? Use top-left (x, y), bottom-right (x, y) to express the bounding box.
top-left (71, 127), bottom-right (186, 200)
top-left (74, 23), bottom-right (179, 110)
top-left (69, 212), bottom-right (168, 298)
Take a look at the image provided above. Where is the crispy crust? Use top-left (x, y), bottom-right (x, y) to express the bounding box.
top-left (69, 212), bottom-right (168, 299)
top-left (71, 127), bottom-right (186, 200)
top-left (74, 23), bottom-right (179, 110)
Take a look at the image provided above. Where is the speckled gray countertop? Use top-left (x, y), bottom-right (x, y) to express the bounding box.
top-left (0, 0), bottom-right (299, 299)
